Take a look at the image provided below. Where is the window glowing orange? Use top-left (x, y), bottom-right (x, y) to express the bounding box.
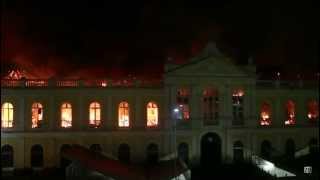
top-left (1, 102), bottom-right (14, 128)
top-left (61, 103), bottom-right (72, 128)
top-left (32, 103), bottom-right (43, 128)
top-left (118, 102), bottom-right (129, 127)
top-left (260, 102), bottom-right (271, 126)
top-left (285, 100), bottom-right (296, 125)
top-left (307, 100), bottom-right (319, 121)
top-left (89, 102), bottom-right (101, 127)
top-left (147, 102), bottom-right (158, 127)
top-left (232, 89), bottom-right (244, 97)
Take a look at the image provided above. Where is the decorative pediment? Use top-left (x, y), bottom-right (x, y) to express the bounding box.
top-left (165, 56), bottom-right (250, 77)
top-left (165, 41), bottom-right (253, 77)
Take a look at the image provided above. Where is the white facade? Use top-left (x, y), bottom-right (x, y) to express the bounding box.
top-left (1, 44), bottom-right (319, 169)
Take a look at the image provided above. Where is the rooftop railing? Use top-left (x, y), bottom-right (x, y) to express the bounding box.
top-left (256, 80), bottom-right (318, 89)
top-left (1, 79), bottom-right (318, 89)
top-left (1, 78), bottom-right (163, 88)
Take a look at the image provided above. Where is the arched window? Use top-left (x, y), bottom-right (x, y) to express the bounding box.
top-left (61, 103), bottom-right (72, 128)
top-left (89, 102), bottom-right (101, 128)
top-left (307, 100), bottom-right (319, 122)
top-left (31, 103), bottom-right (43, 128)
top-left (176, 88), bottom-right (190, 121)
top-left (233, 141), bottom-right (244, 163)
top-left (1, 102), bottom-right (14, 128)
top-left (285, 100), bottom-right (296, 125)
top-left (261, 140), bottom-right (272, 160)
top-left (147, 102), bottom-right (158, 127)
top-left (232, 89), bottom-right (244, 125)
top-left (203, 88), bottom-right (219, 125)
top-left (60, 144), bottom-right (71, 168)
top-left (178, 142), bottom-right (189, 164)
top-left (90, 144), bottom-right (102, 154)
top-left (31, 144), bottom-right (44, 167)
top-left (260, 102), bottom-right (271, 126)
top-left (118, 101), bottom-right (129, 127)
top-left (146, 143), bottom-right (159, 165)
top-left (285, 139), bottom-right (295, 160)
top-left (118, 143), bottom-right (130, 163)
top-left (1, 145), bottom-right (14, 168)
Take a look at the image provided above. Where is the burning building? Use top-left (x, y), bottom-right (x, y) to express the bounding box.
top-left (1, 42), bottom-right (319, 177)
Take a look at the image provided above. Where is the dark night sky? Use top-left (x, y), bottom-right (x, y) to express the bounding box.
top-left (1, 0), bottom-right (319, 79)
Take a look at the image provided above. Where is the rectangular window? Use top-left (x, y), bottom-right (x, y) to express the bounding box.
top-left (232, 90), bottom-right (244, 125)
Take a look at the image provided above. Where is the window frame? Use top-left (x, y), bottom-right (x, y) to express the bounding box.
top-left (89, 102), bottom-right (101, 128)
top-left (31, 102), bottom-right (44, 129)
top-left (260, 102), bottom-right (272, 126)
top-left (60, 102), bottom-right (72, 128)
top-left (202, 88), bottom-right (219, 125)
top-left (146, 101), bottom-right (159, 128)
top-left (118, 101), bottom-right (130, 128)
top-left (232, 89), bottom-right (245, 125)
top-left (1, 102), bottom-right (14, 128)
top-left (285, 100), bottom-right (296, 126)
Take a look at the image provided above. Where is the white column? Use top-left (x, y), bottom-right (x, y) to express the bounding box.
top-left (222, 85), bottom-right (232, 127)
top-left (106, 96), bottom-right (113, 130)
top-left (191, 85), bottom-right (201, 129)
top-left (134, 96), bottom-right (143, 129)
top-left (274, 98), bottom-right (282, 127)
top-left (78, 96), bottom-right (84, 130)
top-left (48, 96), bottom-right (56, 131)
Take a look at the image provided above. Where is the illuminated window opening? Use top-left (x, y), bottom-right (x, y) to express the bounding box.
top-left (89, 102), bottom-right (101, 128)
top-left (232, 89), bottom-right (244, 125)
top-left (61, 103), bottom-right (72, 128)
top-left (1, 102), bottom-right (14, 128)
top-left (147, 102), bottom-right (158, 127)
top-left (285, 100), bottom-right (296, 125)
top-left (31, 103), bottom-right (43, 128)
top-left (203, 88), bottom-right (219, 125)
top-left (307, 100), bottom-right (319, 122)
top-left (118, 101), bottom-right (129, 127)
top-left (176, 88), bottom-right (190, 121)
top-left (260, 102), bottom-right (271, 126)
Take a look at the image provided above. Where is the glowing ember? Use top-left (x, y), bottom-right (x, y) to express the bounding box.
top-left (307, 100), bottom-right (319, 121)
top-left (285, 101), bottom-right (296, 125)
top-left (5, 70), bottom-right (25, 80)
top-left (101, 82), bottom-right (107, 87)
top-left (260, 112), bottom-right (271, 126)
top-left (232, 89), bottom-right (244, 97)
top-left (307, 113), bottom-right (312, 119)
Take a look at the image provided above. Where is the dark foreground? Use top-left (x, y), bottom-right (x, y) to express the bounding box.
top-left (2, 155), bottom-right (319, 180)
